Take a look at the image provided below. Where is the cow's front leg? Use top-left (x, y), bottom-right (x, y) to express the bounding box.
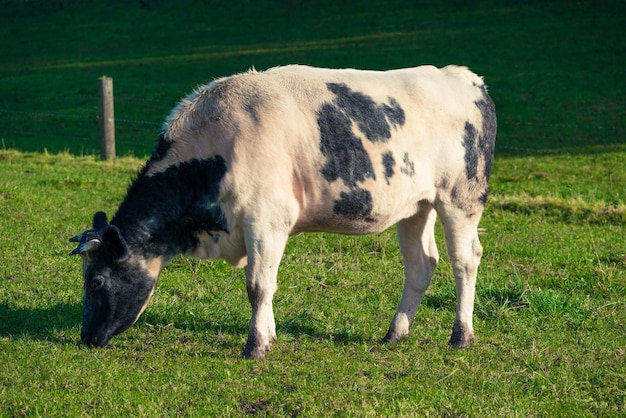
top-left (242, 229), bottom-right (288, 359)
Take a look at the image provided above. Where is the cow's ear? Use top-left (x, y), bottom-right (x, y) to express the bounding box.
top-left (93, 211), bottom-right (109, 229)
top-left (102, 225), bottom-right (130, 262)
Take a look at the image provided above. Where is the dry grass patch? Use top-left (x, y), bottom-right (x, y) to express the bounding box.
top-left (491, 194), bottom-right (626, 224)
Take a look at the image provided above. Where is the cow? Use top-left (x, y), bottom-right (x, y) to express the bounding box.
top-left (69, 64), bottom-right (496, 359)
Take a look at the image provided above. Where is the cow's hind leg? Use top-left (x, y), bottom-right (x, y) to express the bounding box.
top-left (242, 228), bottom-right (289, 359)
top-left (438, 205), bottom-right (484, 348)
top-left (384, 203), bottom-right (439, 343)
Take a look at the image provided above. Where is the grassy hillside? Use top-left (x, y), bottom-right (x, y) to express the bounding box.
top-left (0, 0), bottom-right (625, 416)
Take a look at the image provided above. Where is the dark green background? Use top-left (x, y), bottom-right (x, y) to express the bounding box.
top-left (1, 0), bottom-right (624, 156)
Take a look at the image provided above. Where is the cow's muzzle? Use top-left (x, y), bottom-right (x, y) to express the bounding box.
top-left (81, 329), bottom-right (110, 347)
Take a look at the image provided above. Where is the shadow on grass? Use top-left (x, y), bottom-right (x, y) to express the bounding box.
top-left (0, 301), bottom-right (82, 345)
top-left (0, 301), bottom-right (246, 348)
top-left (421, 294), bottom-right (456, 311)
top-left (140, 309), bottom-right (375, 346)
top-left (0, 290), bottom-right (501, 349)
top-left (0, 300), bottom-right (371, 348)
top-left (279, 319), bottom-right (372, 345)
top-left (139, 310), bottom-right (250, 337)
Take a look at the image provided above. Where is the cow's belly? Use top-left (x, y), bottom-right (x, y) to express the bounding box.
top-left (292, 175), bottom-right (434, 235)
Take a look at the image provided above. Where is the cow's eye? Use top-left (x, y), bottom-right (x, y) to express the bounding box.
top-left (90, 275), bottom-right (105, 292)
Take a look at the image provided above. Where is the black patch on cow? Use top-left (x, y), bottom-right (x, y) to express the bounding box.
top-left (478, 189), bottom-right (489, 205)
top-left (334, 187), bottom-right (373, 220)
top-left (400, 153), bottom-right (415, 177)
top-left (317, 102), bottom-right (375, 221)
top-left (476, 85), bottom-right (497, 183)
top-left (462, 86), bottom-right (496, 185)
top-left (383, 98), bottom-right (406, 127)
top-left (318, 103), bottom-right (375, 185)
top-left (462, 122), bottom-right (479, 180)
top-left (151, 132), bottom-right (172, 162)
top-left (326, 83), bottom-right (405, 143)
top-left (452, 84), bottom-right (497, 211)
top-left (138, 132), bottom-right (173, 177)
top-left (317, 84), bottom-right (406, 220)
top-left (437, 175), bottom-right (450, 190)
top-left (462, 86), bottom-right (496, 184)
top-left (111, 155), bottom-right (228, 258)
top-left (450, 184), bottom-right (461, 208)
top-left (382, 152), bottom-right (395, 185)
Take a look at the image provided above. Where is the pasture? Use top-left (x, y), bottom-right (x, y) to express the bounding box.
top-left (1, 0), bottom-right (625, 416)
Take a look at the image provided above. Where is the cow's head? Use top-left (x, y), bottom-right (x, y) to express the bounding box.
top-left (69, 212), bottom-right (158, 347)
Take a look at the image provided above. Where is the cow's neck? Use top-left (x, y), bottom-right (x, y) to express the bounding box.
top-left (110, 179), bottom-right (188, 262)
top-left (110, 155), bottom-right (229, 263)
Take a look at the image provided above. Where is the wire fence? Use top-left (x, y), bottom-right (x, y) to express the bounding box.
top-left (0, 87), bottom-right (624, 158)
top-left (0, 89), bottom-right (170, 157)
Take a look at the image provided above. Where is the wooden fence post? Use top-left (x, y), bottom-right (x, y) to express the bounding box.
top-left (98, 76), bottom-right (115, 160)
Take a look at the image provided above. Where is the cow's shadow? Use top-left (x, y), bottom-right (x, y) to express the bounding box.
top-left (279, 322), bottom-right (372, 346)
top-left (0, 301), bottom-right (373, 349)
top-left (0, 301), bottom-right (82, 345)
top-left (139, 310), bottom-right (373, 346)
top-left (139, 310), bottom-right (250, 337)
top-left (3, 289), bottom-right (509, 350)
top-left (0, 300), bottom-right (247, 346)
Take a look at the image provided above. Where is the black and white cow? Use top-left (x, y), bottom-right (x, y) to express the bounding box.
top-left (70, 64), bottom-right (496, 359)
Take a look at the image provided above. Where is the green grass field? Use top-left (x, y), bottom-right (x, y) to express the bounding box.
top-left (1, 0), bottom-right (625, 416)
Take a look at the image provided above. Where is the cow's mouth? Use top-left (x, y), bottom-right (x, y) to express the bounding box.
top-left (81, 330), bottom-right (111, 347)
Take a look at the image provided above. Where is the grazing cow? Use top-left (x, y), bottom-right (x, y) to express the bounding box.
top-left (70, 64), bottom-right (496, 359)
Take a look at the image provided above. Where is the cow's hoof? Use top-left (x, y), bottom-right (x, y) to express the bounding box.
top-left (242, 335), bottom-right (271, 359)
top-left (382, 328), bottom-right (407, 344)
top-left (242, 347), bottom-right (267, 360)
top-left (448, 321), bottom-right (474, 348)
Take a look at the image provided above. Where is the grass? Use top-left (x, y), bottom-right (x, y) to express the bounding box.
top-left (1, 0), bottom-right (625, 416)
top-left (1, 150), bottom-right (624, 416)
